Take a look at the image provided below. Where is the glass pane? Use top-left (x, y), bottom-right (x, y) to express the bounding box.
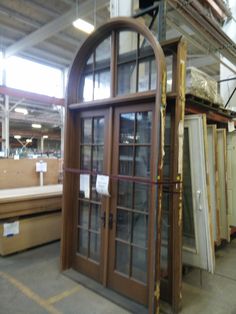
top-left (135, 146), bottom-right (150, 177)
top-left (163, 114), bottom-right (171, 178)
top-left (116, 209), bottom-right (131, 241)
top-left (93, 117), bottom-right (104, 144)
top-left (120, 113), bottom-right (135, 144)
top-left (86, 53), bottom-right (93, 65)
top-left (183, 128), bottom-right (195, 249)
top-left (118, 180), bottom-right (133, 208)
top-left (132, 213), bottom-right (148, 248)
top-left (91, 175), bottom-right (101, 201)
top-left (139, 34), bottom-right (152, 57)
top-left (131, 247), bottom-right (147, 283)
top-left (136, 111), bottom-right (152, 144)
top-left (77, 228), bottom-right (88, 256)
top-left (78, 201), bottom-right (89, 227)
top-left (91, 204), bottom-right (100, 231)
top-left (118, 31), bottom-right (137, 60)
top-left (92, 145), bottom-right (103, 172)
top-left (119, 146), bottom-right (134, 176)
top-left (83, 75), bottom-right (93, 101)
top-left (80, 146), bottom-right (91, 170)
top-left (165, 114), bottom-right (171, 145)
top-left (166, 55), bottom-right (173, 93)
top-left (134, 183), bottom-right (150, 212)
top-left (150, 60), bottom-right (157, 90)
top-left (95, 36), bottom-right (111, 64)
top-left (89, 232), bottom-right (100, 262)
top-left (94, 70), bottom-right (111, 100)
top-left (81, 118), bottom-right (92, 144)
top-left (117, 63), bottom-right (137, 95)
top-left (138, 61), bottom-right (150, 92)
top-left (162, 191), bottom-right (170, 212)
top-left (115, 241), bottom-right (129, 275)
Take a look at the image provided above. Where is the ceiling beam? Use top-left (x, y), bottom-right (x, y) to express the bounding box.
top-left (0, 3), bottom-right (82, 48)
top-left (0, 86), bottom-right (64, 106)
top-left (5, 0), bottom-right (108, 58)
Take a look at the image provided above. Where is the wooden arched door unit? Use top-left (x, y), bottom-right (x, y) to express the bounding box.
top-left (61, 17), bottom-right (166, 313)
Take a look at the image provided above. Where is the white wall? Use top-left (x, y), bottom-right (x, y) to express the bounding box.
top-left (220, 0), bottom-right (236, 109)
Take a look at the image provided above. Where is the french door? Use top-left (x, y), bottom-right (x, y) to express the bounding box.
top-left (73, 104), bottom-right (155, 305)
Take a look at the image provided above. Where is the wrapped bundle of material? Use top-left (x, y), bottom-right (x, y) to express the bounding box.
top-left (186, 67), bottom-right (218, 103)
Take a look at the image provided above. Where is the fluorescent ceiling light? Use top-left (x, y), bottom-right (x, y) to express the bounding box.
top-left (73, 18), bottom-right (94, 34)
top-left (15, 107), bottom-right (28, 115)
top-left (26, 139), bottom-right (32, 143)
top-left (43, 135), bottom-right (48, 139)
top-left (32, 123), bottom-right (42, 129)
top-left (14, 135), bottom-right (21, 139)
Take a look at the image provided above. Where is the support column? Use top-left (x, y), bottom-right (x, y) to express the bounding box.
top-left (40, 136), bottom-right (44, 154)
top-left (60, 68), bottom-right (67, 159)
top-left (2, 95), bottom-right (10, 157)
top-left (110, 0), bottom-right (132, 17)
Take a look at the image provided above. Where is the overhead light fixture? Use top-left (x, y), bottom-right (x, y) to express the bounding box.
top-left (43, 135), bottom-right (48, 139)
top-left (26, 139), bottom-right (32, 143)
top-left (14, 135), bottom-right (21, 139)
top-left (15, 107), bottom-right (28, 115)
top-left (32, 123), bottom-right (42, 129)
top-left (73, 18), bottom-right (94, 34)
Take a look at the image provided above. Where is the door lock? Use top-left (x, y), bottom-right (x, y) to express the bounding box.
top-left (100, 212), bottom-right (113, 229)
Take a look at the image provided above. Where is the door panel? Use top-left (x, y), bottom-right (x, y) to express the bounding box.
top-left (227, 132), bottom-right (236, 228)
top-left (217, 129), bottom-right (230, 241)
top-left (108, 105), bottom-right (154, 305)
top-left (207, 125), bottom-right (221, 243)
top-left (73, 110), bottom-right (108, 282)
top-left (183, 115), bottom-right (215, 273)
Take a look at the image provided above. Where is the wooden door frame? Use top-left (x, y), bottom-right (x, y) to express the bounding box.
top-left (61, 17), bottom-right (166, 314)
top-left (160, 37), bottom-right (187, 313)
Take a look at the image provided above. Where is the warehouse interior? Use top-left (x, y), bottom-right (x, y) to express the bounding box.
top-left (0, 1), bottom-right (236, 313)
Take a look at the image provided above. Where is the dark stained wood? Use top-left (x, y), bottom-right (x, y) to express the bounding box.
top-left (61, 17), bottom-right (166, 314)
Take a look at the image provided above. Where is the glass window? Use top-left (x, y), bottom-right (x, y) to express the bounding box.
top-left (118, 31), bottom-right (137, 61)
top-left (120, 113), bottom-right (135, 144)
top-left (138, 61), bottom-right (150, 92)
top-left (94, 70), bottom-right (111, 100)
top-left (83, 75), bottom-right (93, 101)
top-left (95, 36), bottom-right (111, 65)
top-left (117, 62), bottom-right (137, 95)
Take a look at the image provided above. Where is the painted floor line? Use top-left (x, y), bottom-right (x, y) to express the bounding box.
top-left (47, 286), bottom-right (81, 304)
top-left (0, 271), bottom-right (61, 314)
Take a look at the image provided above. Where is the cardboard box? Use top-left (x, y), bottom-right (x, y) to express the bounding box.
top-left (0, 212), bottom-right (61, 255)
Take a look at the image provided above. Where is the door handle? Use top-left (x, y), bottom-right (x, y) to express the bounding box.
top-left (109, 213), bottom-right (113, 229)
top-left (101, 212), bottom-right (106, 228)
top-left (100, 212), bottom-right (113, 229)
top-left (196, 190), bottom-right (202, 211)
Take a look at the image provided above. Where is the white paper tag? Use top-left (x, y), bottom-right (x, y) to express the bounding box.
top-left (228, 121), bottom-right (235, 133)
top-left (80, 174), bottom-right (90, 199)
top-left (36, 162), bottom-right (47, 172)
top-left (3, 221), bottom-right (19, 237)
top-left (96, 175), bottom-right (110, 196)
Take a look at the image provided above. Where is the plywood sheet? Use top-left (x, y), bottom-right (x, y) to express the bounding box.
top-left (217, 129), bottom-right (229, 241)
top-left (0, 159), bottom-right (61, 189)
top-left (0, 212), bottom-right (61, 255)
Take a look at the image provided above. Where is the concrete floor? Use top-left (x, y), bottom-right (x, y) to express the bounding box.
top-left (0, 239), bottom-right (236, 314)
